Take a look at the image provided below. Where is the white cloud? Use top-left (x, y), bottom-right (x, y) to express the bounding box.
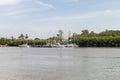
top-left (67, 0), bottom-right (79, 2)
top-left (61, 0), bottom-right (79, 3)
top-left (36, 10), bottom-right (120, 22)
top-left (34, 0), bottom-right (55, 9)
top-left (0, 24), bottom-right (62, 39)
top-left (1, 10), bottom-right (120, 38)
top-left (2, 0), bottom-right (55, 16)
top-left (4, 8), bottom-right (40, 16)
top-left (0, 0), bottom-right (23, 5)
top-left (5, 10), bottom-right (29, 16)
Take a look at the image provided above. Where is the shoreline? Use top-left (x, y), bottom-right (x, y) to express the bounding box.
top-left (0, 46), bottom-right (120, 48)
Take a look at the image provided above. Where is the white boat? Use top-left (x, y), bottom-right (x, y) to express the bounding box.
top-left (52, 43), bottom-right (65, 48)
top-left (52, 43), bottom-right (78, 48)
top-left (65, 44), bottom-right (78, 48)
top-left (19, 44), bottom-right (30, 48)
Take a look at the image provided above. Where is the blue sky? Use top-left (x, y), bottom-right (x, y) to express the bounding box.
top-left (0, 0), bottom-right (120, 39)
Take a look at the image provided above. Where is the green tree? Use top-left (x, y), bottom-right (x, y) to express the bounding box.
top-left (34, 38), bottom-right (40, 40)
top-left (89, 31), bottom-right (97, 37)
top-left (25, 34), bottom-right (28, 39)
top-left (58, 30), bottom-right (63, 42)
top-left (81, 29), bottom-right (89, 36)
top-left (18, 34), bottom-right (24, 40)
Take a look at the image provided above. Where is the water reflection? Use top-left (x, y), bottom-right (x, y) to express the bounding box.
top-left (0, 48), bottom-right (120, 80)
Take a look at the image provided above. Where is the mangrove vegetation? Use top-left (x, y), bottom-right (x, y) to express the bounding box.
top-left (0, 29), bottom-right (120, 47)
top-left (72, 29), bottom-right (120, 47)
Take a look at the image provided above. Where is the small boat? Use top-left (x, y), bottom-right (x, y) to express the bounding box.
top-left (65, 44), bottom-right (78, 48)
top-left (52, 43), bottom-right (65, 48)
top-left (52, 43), bottom-right (78, 48)
top-left (19, 44), bottom-right (30, 48)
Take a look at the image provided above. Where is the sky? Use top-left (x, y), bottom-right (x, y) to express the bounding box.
top-left (0, 0), bottom-right (120, 39)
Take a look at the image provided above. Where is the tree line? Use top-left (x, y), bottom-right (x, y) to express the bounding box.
top-left (0, 34), bottom-right (48, 47)
top-left (71, 29), bottom-right (120, 47)
top-left (0, 30), bottom-right (65, 47)
top-left (0, 29), bottom-right (120, 47)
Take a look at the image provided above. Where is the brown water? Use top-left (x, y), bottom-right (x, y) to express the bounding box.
top-left (0, 47), bottom-right (120, 80)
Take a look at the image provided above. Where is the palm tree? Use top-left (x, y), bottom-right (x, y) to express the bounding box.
top-left (58, 30), bottom-right (63, 42)
top-left (25, 34), bottom-right (29, 40)
top-left (18, 34), bottom-right (24, 40)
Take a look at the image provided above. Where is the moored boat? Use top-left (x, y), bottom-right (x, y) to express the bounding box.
top-left (19, 44), bottom-right (30, 48)
top-left (52, 43), bottom-right (78, 48)
top-left (65, 44), bottom-right (78, 48)
top-left (52, 43), bottom-right (65, 48)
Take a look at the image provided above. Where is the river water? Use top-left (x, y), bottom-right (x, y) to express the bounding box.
top-left (0, 47), bottom-right (120, 80)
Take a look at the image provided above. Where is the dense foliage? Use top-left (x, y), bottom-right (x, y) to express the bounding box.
top-left (71, 30), bottom-right (120, 47)
top-left (0, 38), bottom-right (48, 47)
top-left (0, 30), bottom-right (120, 47)
top-left (9, 39), bottom-right (47, 46)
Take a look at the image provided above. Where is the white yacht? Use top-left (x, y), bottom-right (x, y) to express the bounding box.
top-left (19, 44), bottom-right (30, 48)
top-left (52, 43), bottom-right (65, 48)
top-left (52, 43), bottom-right (78, 48)
top-left (65, 44), bottom-right (78, 48)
